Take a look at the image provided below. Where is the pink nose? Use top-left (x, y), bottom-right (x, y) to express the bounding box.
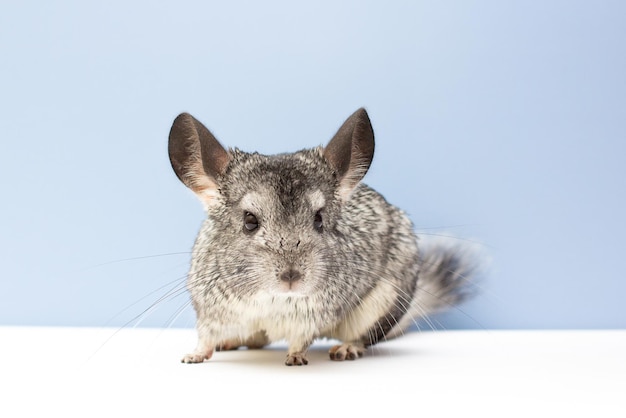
top-left (280, 269), bottom-right (302, 283)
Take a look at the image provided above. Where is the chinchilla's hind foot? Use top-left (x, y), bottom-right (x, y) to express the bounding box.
top-left (329, 343), bottom-right (365, 361)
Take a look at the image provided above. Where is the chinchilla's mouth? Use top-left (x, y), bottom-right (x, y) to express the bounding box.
top-left (265, 283), bottom-right (310, 298)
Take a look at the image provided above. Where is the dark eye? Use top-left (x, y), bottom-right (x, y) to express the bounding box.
top-left (244, 212), bottom-right (259, 232)
top-left (314, 210), bottom-right (323, 232)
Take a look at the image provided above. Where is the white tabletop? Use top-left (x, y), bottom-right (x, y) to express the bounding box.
top-left (1, 327), bottom-right (624, 417)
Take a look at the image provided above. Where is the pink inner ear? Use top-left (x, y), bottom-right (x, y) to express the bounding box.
top-left (169, 112), bottom-right (231, 209)
top-left (323, 108), bottom-right (375, 200)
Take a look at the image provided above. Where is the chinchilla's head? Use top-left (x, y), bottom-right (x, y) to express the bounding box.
top-left (168, 109), bottom-right (374, 298)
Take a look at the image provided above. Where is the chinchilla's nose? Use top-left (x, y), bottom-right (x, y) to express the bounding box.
top-left (279, 268), bottom-right (302, 283)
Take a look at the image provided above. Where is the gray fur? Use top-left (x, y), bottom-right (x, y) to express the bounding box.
top-left (168, 108), bottom-right (482, 366)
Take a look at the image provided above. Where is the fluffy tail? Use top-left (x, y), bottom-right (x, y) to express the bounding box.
top-left (388, 235), bottom-right (487, 337)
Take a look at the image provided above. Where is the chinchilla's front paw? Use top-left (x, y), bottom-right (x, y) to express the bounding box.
top-left (285, 352), bottom-right (309, 366)
top-left (181, 353), bottom-right (207, 363)
top-left (181, 348), bottom-right (214, 364)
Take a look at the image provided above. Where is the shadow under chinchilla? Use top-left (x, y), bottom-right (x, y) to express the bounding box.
top-left (202, 339), bottom-right (422, 370)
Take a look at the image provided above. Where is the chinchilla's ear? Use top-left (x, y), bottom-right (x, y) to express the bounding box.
top-left (323, 108), bottom-right (375, 200)
top-left (168, 113), bottom-right (230, 207)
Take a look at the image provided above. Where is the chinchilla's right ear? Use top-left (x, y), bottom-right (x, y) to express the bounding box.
top-left (168, 113), bottom-right (230, 207)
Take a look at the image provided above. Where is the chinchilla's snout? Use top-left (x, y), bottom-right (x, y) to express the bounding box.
top-left (279, 267), bottom-right (302, 283)
top-left (274, 238), bottom-right (307, 285)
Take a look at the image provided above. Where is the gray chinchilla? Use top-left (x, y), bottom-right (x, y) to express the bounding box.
top-left (168, 108), bottom-right (482, 366)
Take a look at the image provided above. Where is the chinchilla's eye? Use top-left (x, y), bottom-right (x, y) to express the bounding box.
top-left (314, 210), bottom-right (323, 232)
top-left (244, 212), bottom-right (259, 232)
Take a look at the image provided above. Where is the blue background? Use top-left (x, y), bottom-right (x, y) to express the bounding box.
top-left (1, 1), bottom-right (624, 330)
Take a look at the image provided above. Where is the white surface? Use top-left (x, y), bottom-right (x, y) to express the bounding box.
top-left (1, 327), bottom-right (624, 417)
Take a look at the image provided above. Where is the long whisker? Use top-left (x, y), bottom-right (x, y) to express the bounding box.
top-left (81, 252), bottom-right (192, 270)
top-left (102, 275), bottom-right (189, 327)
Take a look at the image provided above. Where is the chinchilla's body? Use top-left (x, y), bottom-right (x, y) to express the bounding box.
top-left (168, 108), bottom-right (480, 366)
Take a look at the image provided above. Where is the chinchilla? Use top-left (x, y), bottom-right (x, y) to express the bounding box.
top-left (168, 108), bottom-right (483, 366)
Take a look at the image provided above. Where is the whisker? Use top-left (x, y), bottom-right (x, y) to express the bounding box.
top-left (163, 299), bottom-right (194, 329)
top-left (81, 252), bottom-right (192, 271)
top-left (417, 232), bottom-right (494, 249)
top-left (102, 275), bottom-right (189, 327)
top-left (415, 224), bottom-right (478, 231)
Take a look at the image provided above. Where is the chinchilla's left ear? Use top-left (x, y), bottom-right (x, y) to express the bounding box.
top-left (323, 108), bottom-right (375, 200)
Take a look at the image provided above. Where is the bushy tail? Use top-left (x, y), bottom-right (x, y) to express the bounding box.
top-left (415, 235), bottom-right (485, 313)
top-left (387, 235), bottom-right (487, 337)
